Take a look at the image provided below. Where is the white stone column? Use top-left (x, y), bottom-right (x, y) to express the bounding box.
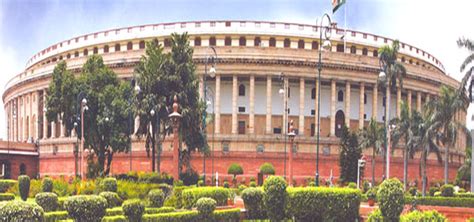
top-left (372, 84), bottom-right (378, 120)
top-left (231, 75), bottom-right (238, 134)
top-left (417, 92), bottom-right (422, 112)
top-left (407, 90), bottom-right (412, 113)
top-left (60, 114), bottom-right (65, 137)
top-left (249, 75), bottom-right (255, 134)
top-left (215, 75), bottom-right (221, 134)
top-left (51, 121), bottom-right (56, 138)
top-left (266, 76), bottom-right (272, 134)
top-left (314, 79), bottom-right (320, 135)
top-left (397, 87), bottom-right (402, 117)
top-left (345, 81), bottom-right (351, 127)
top-left (43, 91), bottom-right (48, 139)
top-left (299, 78), bottom-right (305, 135)
top-left (330, 79), bottom-right (336, 137)
top-left (14, 99), bottom-right (17, 141)
top-left (359, 82), bottom-right (365, 129)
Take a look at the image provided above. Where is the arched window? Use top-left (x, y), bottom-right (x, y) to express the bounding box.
top-left (350, 46), bottom-right (356, 54)
top-left (312, 41), bottom-right (318, 50)
top-left (93, 47), bottom-right (98, 54)
top-left (139, 40), bottom-right (145, 49)
top-left (298, 39), bottom-right (305, 49)
top-left (362, 48), bottom-right (368, 56)
top-left (225, 37), bottom-right (232, 46)
top-left (19, 163), bottom-right (26, 175)
top-left (209, 37), bottom-right (216, 46)
top-left (83, 49), bottom-right (88, 56)
top-left (66, 53), bottom-right (71, 59)
top-left (104, 45), bottom-right (109, 53)
top-left (284, 38), bottom-right (291, 48)
top-left (115, 44), bottom-right (121, 52)
top-left (311, 88), bottom-right (316, 99)
top-left (269, 37), bottom-right (276, 47)
top-left (194, 37), bottom-right (201, 46)
top-left (74, 51), bottom-right (79, 57)
top-left (239, 36), bottom-right (246, 46)
top-left (338, 90), bottom-right (344, 102)
top-left (373, 50), bottom-right (378, 57)
top-left (127, 42), bottom-right (133, 50)
top-left (254, 37), bottom-right (261, 46)
top-left (239, 84), bottom-right (245, 96)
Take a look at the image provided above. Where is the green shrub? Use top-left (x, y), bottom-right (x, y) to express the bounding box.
top-left (197, 180), bottom-right (204, 187)
top-left (241, 187), bottom-right (266, 219)
top-left (458, 188), bottom-right (466, 193)
top-left (106, 207), bottom-right (124, 216)
top-left (196, 197), bottom-right (216, 219)
top-left (347, 182), bottom-right (357, 189)
top-left (440, 184), bottom-right (454, 197)
top-left (57, 197), bottom-right (67, 210)
top-left (35, 192), bottom-right (58, 212)
top-left (163, 186), bottom-right (188, 209)
top-left (362, 180), bottom-right (370, 193)
top-left (148, 189), bottom-right (165, 208)
top-left (367, 187), bottom-right (378, 200)
top-left (455, 192), bottom-right (474, 198)
top-left (259, 162), bottom-right (275, 175)
top-left (367, 209), bottom-right (383, 222)
top-left (227, 163), bottom-right (244, 181)
top-left (52, 178), bottom-right (75, 197)
top-left (117, 180), bottom-right (161, 200)
top-left (18, 175), bottom-right (30, 201)
top-left (102, 177), bottom-right (118, 193)
top-left (182, 187), bottom-right (230, 209)
top-left (100, 192), bottom-right (123, 208)
top-left (134, 172), bottom-right (173, 185)
top-left (122, 199), bottom-right (145, 222)
top-left (263, 176), bottom-right (287, 221)
top-left (238, 184), bottom-right (247, 194)
top-left (0, 200), bottom-right (44, 221)
top-left (377, 178), bottom-right (404, 221)
top-left (64, 195), bottom-right (107, 222)
top-left (405, 196), bottom-right (474, 207)
top-left (287, 186), bottom-right (361, 221)
top-left (212, 208), bottom-right (241, 221)
top-left (429, 187), bottom-right (439, 196)
top-left (179, 169), bottom-right (199, 186)
top-left (42, 177), bottom-right (53, 192)
top-left (44, 211), bottom-right (68, 222)
top-left (408, 187), bottom-right (418, 196)
top-left (145, 206), bottom-right (175, 214)
top-left (0, 193), bottom-right (15, 201)
top-left (400, 210), bottom-right (447, 221)
top-left (249, 181), bottom-right (257, 187)
top-left (142, 211), bottom-right (199, 221)
top-left (223, 181), bottom-right (230, 188)
top-left (0, 179), bottom-right (17, 193)
top-left (102, 215), bottom-right (128, 222)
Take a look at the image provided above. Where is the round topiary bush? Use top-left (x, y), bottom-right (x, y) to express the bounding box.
top-left (440, 184), bottom-right (454, 197)
top-left (196, 197), bottom-right (216, 219)
top-left (99, 192), bottom-right (123, 208)
top-left (259, 162), bottom-right (275, 175)
top-left (241, 187), bottom-right (266, 219)
top-left (42, 177), bottom-right (53, 192)
top-left (18, 175), bottom-right (30, 201)
top-left (101, 177), bottom-right (118, 193)
top-left (35, 192), bottom-right (58, 212)
top-left (122, 199), bottom-right (145, 222)
top-left (148, 189), bottom-right (165, 208)
top-left (249, 181), bottom-right (257, 187)
top-left (223, 181), bottom-right (230, 188)
top-left (0, 200), bottom-right (44, 221)
top-left (377, 178), bottom-right (404, 221)
top-left (429, 187), bottom-right (439, 196)
top-left (64, 195), bottom-right (107, 222)
top-left (263, 176), bottom-right (287, 221)
top-left (227, 163), bottom-right (244, 183)
top-left (347, 182), bottom-right (357, 189)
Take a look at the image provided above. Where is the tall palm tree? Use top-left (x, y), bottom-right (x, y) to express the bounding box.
top-left (359, 118), bottom-right (385, 186)
top-left (457, 38), bottom-right (474, 96)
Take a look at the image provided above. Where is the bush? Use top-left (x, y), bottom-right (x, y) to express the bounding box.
top-left (458, 188), bottom-right (466, 193)
top-left (35, 192), bottom-right (58, 212)
top-left (148, 189), bottom-right (165, 208)
top-left (196, 197), bottom-right (216, 219)
top-left (122, 199), bottom-right (145, 222)
top-left (0, 193), bottom-right (15, 201)
top-left (141, 208), bottom-right (240, 222)
top-left (18, 175), bottom-right (30, 201)
top-left (223, 181), bottom-right (230, 188)
top-left (102, 215), bottom-right (127, 222)
top-left (0, 200), bottom-right (44, 221)
top-left (0, 179), bottom-right (17, 193)
top-left (362, 180), bottom-right (370, 193)
top-left (408, 187), bottom-right (418, 196)
top-left (44, 211), bottom-right (68, 222)
top-left (400, 210), bottom-right (447, 221)
top-left (241, 187), bottom-right (266, 219)
top-left (117, 180), bottom-right (161, 200)
top-left (377, 178), bottom-right (404, 221)
top-left (456, 192), bottom-right (474, 198)
top-left (367, 209), bottom-right (383, 222)
top-left (145, 206), bottom-right (175, 214)
top-left (182, 187), bottom-right (230, 209)
top-left (197, 180), bottom-right (204, 187)
top-left (259, 162), bottom-right (275, 175)
top-left (134, 172), bottom-right (173, 185)
top-left (429, 187), bottom-right (439, 196)
top-left (101, 177), bottom-right (118, 193)
top-left (263, 176), bottom-right (287, 221)
top-left (227, 163), bottom-right (244, 181)
top-left (100, 192), bottom-right (123, 208)
top-left (163, 186), bottom-right (188, 209)
top-left (179, 169), bottom-right (199, 186)
top-left (64, 195), bottom-right (107, 222)
top-left (440, 184), bottom-right (454, 197)
top-left (287, 187), bottom-right (361, 221)
top-left (212, 208), bottom-right (241, 221)
top-left (42, 177), bottom-right (53, 192)
top-left (238, 184), bottom-right (247, 194)
top-left (106, 207), bottom-right (124, 216)
top-left (367, 187), bottom-right (378, 200)
top-left (249, 181), bottom-right (257, 187)
top-left (405, 196), bottom-right (474, 207)
top-left (347, 182), bottom-right (357, 189)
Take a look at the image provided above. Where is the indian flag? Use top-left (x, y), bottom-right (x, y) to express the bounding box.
top-left (332, 0), bottom-right (346, 13)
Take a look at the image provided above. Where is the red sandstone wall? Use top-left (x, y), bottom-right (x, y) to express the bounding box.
top-left (0, 154), bottom-right (38, 179)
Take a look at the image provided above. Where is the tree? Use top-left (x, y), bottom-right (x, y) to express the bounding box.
top-left (227, 163), bottom-right (244, 185)
top-left (259, 163), bottom-right (275, 175)
top-left (359, 118), bottom-right (385, 186)
top-left (46, 56), bottom-right (131, 177)
top-left (339, 126), bottom-right (362, 184)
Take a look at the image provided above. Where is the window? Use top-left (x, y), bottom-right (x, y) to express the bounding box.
top-left (225, 21), bottom-right (231, 27)
top-left (66, 53), bottom-right (71, 59)
top-left (364, 93), bottom-right (367, 104)
top-left (409, 59), bottom-right (413, 64)
top-left (254, 37), bottom-right (261, 46)
top-left (311, 123), bottom-right (315, 136)
top-left (284, 38), bottom-right (291, 48)
top-left (225, 37), bottom-right (232, 46)
top-left (373, 50), bottom-right (378, 57)
top-left (127, 42), bottom-right (133, 50)
top-left (362, 48), bottom-right (368, 56)
top-left (364, 114), bottom-right (367, 119)
top-left (256, 144), bottom-right (264, 153)
top-left (273, 128), bottom-right (282, 134)
top-left (312, 41), bottom-right (318, 50)
top-left (83, 49), bottom-right (88, 56)
top-left (209, 37), bottom-right (216, 46)
top-left (139, 40), bottom-right (145, 49)
top-left (238, 121), bottom-right (246, 134)
top-left (311, 88), bottom-right (316, 99)
top-left (19, 163), bottom-right (26, 175)
top-left (115, 44), bottom-right (121, 52)
top-left (194, 37), bottom-right (201, 46)
top-left (239, 36), bottom-right (246, 46)
top-left (104, 45), bottom-right (109, 53)
top-left (238, 107), bottom-right (246, 112)
top-left (239, 84), bottom-right (245, 96)
top-left (222, 142), bottom-right (230, 153)
top-left (338, 90), bottom-right (344, 102)
top-left (164, 38), bottom-right (171, 47)
top-left (311, 109), bottom-right (315, 115)
top-left (269, 37), bottom-right (276, 47)
top-left (337, 44), bottom-right (344, 52)
top-left (74, 51), bottom-right (79, 57)
top-left (350, 46), bottom-right (356, 54)
top-left (298, 40), bottom-right (305, 49)
top-left (93, 47), bottom-right (98, 54)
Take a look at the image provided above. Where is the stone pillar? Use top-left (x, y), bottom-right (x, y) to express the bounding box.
top-left (417, 92), bottom-right (422, 112)
top-left (330, 79), bottom-right (336, 136)
top-left (51, 121), bottom-right (56, 138)
top-left (13, 99), bottom-right (17, 141)
top-left (407, 90), bottom-right (412, 113)
top-left (60, 114), bottom-right (65, 137)
top-left (231, 75), bottom-right (238, 134)
top-left (299, 78), bottom-right (305, 135)
top-left (266, 76), bottom-right (272, 134)
top-left (214, 75), bottom-right (221, 134)
top-left (359, 82), bottom-right (365, 129)
top-left (345, 81), bottom-right (351, 127)
top-left (372, 84), bottom-right (378, 119)
top-left (397, 87), bottom-right (402, 117)
top-left (249, 75), bottom-right (255, 134)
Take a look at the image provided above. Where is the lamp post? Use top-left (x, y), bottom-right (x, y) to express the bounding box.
top-left (316, 13), bottom-right (333, 186)
top-left (150, 108), bottom-right (156, 172)
top-left (130, 78), bottom-right (141, 172)
top-left (357, 157), bottom-right (366, 189)
top-left (80, 97), bottom-right (88, 180)
top-left (202, 46), bottom-right (217, 184)
top-left (379, 58), bottom-right (390, 179)
top-left (279, 72), bottom-right (288, 179)
top-left (288, 120), bottom-right (296, 186)
top-left (168, 96), bottom-right (182, 182)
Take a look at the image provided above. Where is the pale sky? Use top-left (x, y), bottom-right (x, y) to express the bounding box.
top-left (1, 0), bottom-right (474, 139)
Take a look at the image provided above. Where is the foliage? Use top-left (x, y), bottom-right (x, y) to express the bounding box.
top-left (359, 118), bottom-right (385, 186)
top-left (367, 187), bottom-right (378, 200)
top-left (196, 197), bottom-right (216, 219)
top-left (241, 187), bottom-right (266, 219)
top-left (182, 187), bottom-right (230, 209)
top-left (212, 208), bottom-right (241, 221)
top-left (101, 177), bottom-right (118, 192)
top-left (35, 192), bottom-right (58, 212)
top-left (115, 172), bottom-right (174, 185)
top-left (64, 195), bottom-right (107, 222)
top-left (455, 192), bottom-right (474, 198)
top-left (179, 169), bottom-right (199, 186)
top-left (263, 176), bottom-right (287, 221)
top-left (429, 187), bottom-right (439, 196)
top-left (377, 179), bottom-right (405, 221)
top-left (0, 200), bottom-right (44, 221)
top-left (18, 175), bottom-right (30, 201)
top-left (117, 180), bottom-right (161, 200)
top-left (227, 163), bottom-right (244, 181)
top-left (259, 162), bottom-right (275, 175)
top-left (339, 126), bottom-right (362, 183)
top-left (367, 209), bottom-right (383, 222)
top-left (106, 207), bottom-right (124, 216)
top-left (145, 206), bottom-right (175, 214)
top-left (0, 180), bottom-right (16, 193)
top-left (440, 184), bottom-right (454, 197)
top-left (102, 215), bottom-right (127, 222)
top-left (99, 192), bottom-right (123, 208)
top-left (141, 208), bottom-right (240, 222)
top-left (362, 180), bottom-right (371, 194)
top-left (148, 189), bottom-right (165, 208)
top-left (400, 210), bottom-right (447, 222)
top-left (405, 196), bottom-right (474, 207)
top-left (44, 211), bottom-right (69, 222)
top-left (0, 193), bottom-right (14, 201)
top-left (42, 177), bottom-right (54, 192)
top-left (287, 187), bottom-right (361, 221)
top-left (249, 181), bottom-right (257, 187)
top-left (223, 181), bottom-right (229, 188)
top-left (163, 186), bottom-right (188, 209)
top-left (347, 182), bottom-right (357, 189)
top-left (122, 199), bottom-right (145, 222)
top-left (408, 187), bottom-right (419, 196)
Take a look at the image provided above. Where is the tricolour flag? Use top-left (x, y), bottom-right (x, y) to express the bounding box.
top-left (332, 0), bottom-right (346, 13)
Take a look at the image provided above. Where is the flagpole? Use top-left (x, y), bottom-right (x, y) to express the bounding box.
top-left (344, 0), bottom-right (347, 52)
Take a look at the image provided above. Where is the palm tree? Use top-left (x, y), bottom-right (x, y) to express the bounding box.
top-left (359, 118), bottom-right (385, 186)
top-left (457, 38), bottom-right (474, 96)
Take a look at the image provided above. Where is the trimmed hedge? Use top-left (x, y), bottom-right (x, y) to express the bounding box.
top-left (196, 197), bottom-right (216, 218)
top-left (377, 178), bottom-right (404, 221)
top-left (44, 211), bottom-right (69, 222)
top-left (123, 199), bottom-right (145, 222)
top-left (64, 195), bottom-right (107, 222)
top-left (440, 184), bottom-right (454, 197)
top-left (148, 189), bottom-right (165, 208)
top-left (263, 176), bottom-right (287, 221)
top-left (100, 192), bottom-right (123, 208)
top-left (0, 193), bottom-right (15, 201)
top-left (456, 192), bottom-right (474, 198)
top-left (212, 208), bottom-right (241, 221)
top-left (141, 208), bottom-right (240, 222)
top-left (101, 177), bottom-right (118, 193)
top-left (102, 215), bottom-right (127, 222)
top-left (400, 210), bottom-right (447, 221)
top-left (145, 207), bottom-right (175, 214)
top-left (405, 196), bottom-right (474, 208)
top-left (42, 177), bottom-right (53, 192)
top-left (0, 179), bottom-right (17, 193)
top-left (287, 187), bottom-right (361, 221)
top-left (18, 175), bottom-right (30, 201)
top-left (106, 207), bottom-right (124, 216)
top-left (241, 187), bottom-right (266, 219)
top-left (35, 192), bottom-right (59, 212)
top-left (0, 200), bottom-right (44, 221)
top-left (182, 187), bottom-right (230, 209)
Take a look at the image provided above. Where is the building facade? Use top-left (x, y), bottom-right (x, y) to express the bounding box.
top-left (2, 20), bottom-right (467, 183)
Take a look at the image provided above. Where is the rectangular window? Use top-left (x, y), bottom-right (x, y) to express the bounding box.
top-left (273, 128), bottom-right (282, 134)
top-left (238, 121), bottom-right (246, 134)
top-left (311, 123), bottom-right (315, 136)
top-left (238, 107), bottom-right (246, 113)
top-left (311, 109), bottom-right (315, 116)
top-left (222, 142), bottom-right (230, 153)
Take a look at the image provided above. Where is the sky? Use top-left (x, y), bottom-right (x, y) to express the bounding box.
top-left (1, 0), bottom-right (474, 139)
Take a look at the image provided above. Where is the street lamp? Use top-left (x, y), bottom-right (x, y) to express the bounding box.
top-left (80, 97), bottom-right (88, 180)
top-left (150, 108), bottom-right (157, 172)
top-left (288, 120), bottom-right (296, 186)
top-left (129, 78), bottom-right (141, 172)
top-left (202, 46), bottom-right (217, 185)
top-left (357, 157), bottom-right (366, 189)
top-left (205, 90), bottom-right (215, 185)
top-left (379, 57), bottom-right (391, 179)
top-left (168, 96), bottom-right (182, 182)
top-left (316, 13), bottom-right (333, 186)
top-left (279, 72), bottom-right (288, 179)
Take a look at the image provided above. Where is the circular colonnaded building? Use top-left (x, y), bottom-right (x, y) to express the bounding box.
top-left (2, 20), bottom-right (468, 184)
